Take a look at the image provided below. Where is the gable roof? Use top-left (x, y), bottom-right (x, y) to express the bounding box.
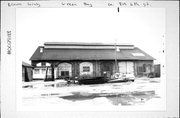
top-left (30, 46), bottom-right (44, 61)
top-left (22, 61), bottom-right (34, 67)
top-left (30, 43), bottom-right (155, 61)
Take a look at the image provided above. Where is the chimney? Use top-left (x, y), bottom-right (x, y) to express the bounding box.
top-left (40, 47), bottom-right (43, 53)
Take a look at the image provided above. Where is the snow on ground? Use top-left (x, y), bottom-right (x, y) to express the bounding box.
top-left (21, 77), bottom-right (164, 111)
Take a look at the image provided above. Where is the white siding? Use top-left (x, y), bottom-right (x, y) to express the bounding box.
top-left (33, 68), bottom-right (51, 79)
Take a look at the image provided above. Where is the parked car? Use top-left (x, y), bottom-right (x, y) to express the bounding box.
top-left (77, 74), bottom-right (108, 85)
top-left (124, 73), bottom-right (135, 82)
top-left (108, 73), bottom-right (135, 83)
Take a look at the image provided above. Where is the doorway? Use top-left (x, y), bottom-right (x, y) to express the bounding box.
top-left (118, 61), bottom-right (134, 75)
top-left (58, 63), bottom-right (72, 78)
top-left (100, 62), bottom-right (113, 78)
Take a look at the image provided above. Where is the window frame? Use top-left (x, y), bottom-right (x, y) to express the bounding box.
top-left (34, 69), bottom-right (40, 74)
top-left (83, 66), bottom-right (90, 72)
top-left (41, 69), bottom-right (46, 74)
top-left (61, 71), bottom-right (69, 76)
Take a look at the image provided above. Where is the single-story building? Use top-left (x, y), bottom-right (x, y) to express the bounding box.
top-left (22, 61), bottom-right (34, 82)
top-left (30, 42), bottom-right (155, 80)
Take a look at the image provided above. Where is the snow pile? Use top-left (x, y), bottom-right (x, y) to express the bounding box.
top-left (21, 77), bottom-right (164, 111)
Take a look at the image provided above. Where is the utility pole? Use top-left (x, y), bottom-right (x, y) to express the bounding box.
top-left (51, 63), bottom-right (55, 81)
top-left (114, 39), bottom-right (118, 73)
top-left (114, 7), bottom-right (120, 74)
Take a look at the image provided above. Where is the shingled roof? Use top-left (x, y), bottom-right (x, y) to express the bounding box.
top-left (30, 42), bottom-right (155, 61)
top-left (22, 61), bottom-right (34, 67)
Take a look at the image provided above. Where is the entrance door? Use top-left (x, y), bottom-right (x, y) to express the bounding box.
top-left (100, 62), bottom-right (113, 77)
top-left (118, 62), bottom-right (126, 74)
top-left (127, 62), bottom-right (134, 74)
top-left (118, 61), bottom-right (134, 75)
top-left (58, 63), bottom-right (72, 78)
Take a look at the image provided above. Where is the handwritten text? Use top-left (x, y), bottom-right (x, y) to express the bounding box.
top-left (7, 31), bottom-right (12, 55)
top-left (27, 2), bottom-right (41, 7)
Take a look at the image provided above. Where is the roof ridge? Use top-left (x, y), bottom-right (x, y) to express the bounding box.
top-left (44, 42), bottom-right (134, 46)
top-left (30, 45), bottom-right (155, 61)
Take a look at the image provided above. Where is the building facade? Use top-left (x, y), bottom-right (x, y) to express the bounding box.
top-left (22, 61), bottom-right (34, 82)
top-left (30, 42), bottom-right (155, 80)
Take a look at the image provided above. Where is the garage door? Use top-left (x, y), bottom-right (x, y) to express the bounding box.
top-left (118, 61), bottom-right (134, 75)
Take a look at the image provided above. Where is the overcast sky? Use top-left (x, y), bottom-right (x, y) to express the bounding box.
top-left (16, 8), bottom-right (165, 64)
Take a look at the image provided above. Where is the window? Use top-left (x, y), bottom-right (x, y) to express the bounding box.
top-left (80, 62), bottom-right (93, 75)
top-left (143, 64), bottom-right (146, 72)
top-left (48, 69), bottom-right (52, 74)
top-left (42, 69), bottom-right (46, 74)
top-left (36, 63), bottom-right (41, 67)
top-left (138, 67), bottom-right (143, 72)
top-left (34, 69), bottom-right (40, 74)
top-left (41, 62), bottom-right (46, 67)
top-left (83, 66), bottom-right (90, 72)
top-left (61, 71), bottom-right (69, 76)
top-left (138, 65), bottom-right (146, 73)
